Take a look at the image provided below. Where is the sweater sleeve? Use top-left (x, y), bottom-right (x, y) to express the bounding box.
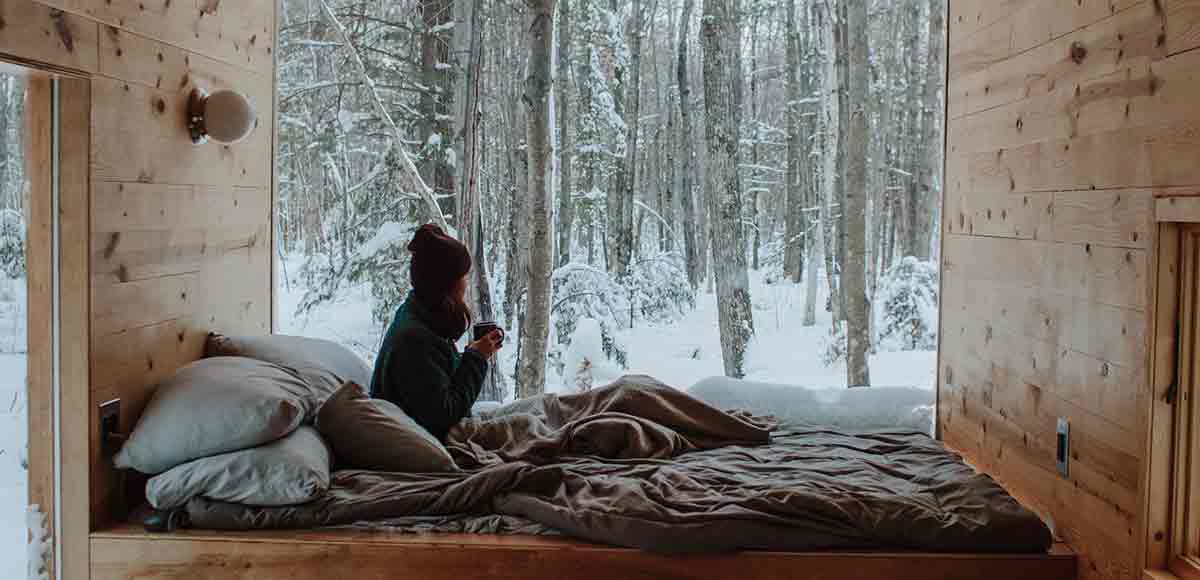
top-left (385, 328), bottom-right (488, 440)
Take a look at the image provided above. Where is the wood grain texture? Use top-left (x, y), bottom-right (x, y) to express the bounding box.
top-left (0, 0), bottom-right (277, 571)
top-left (33, 0), bottom-right (274, 74)
top-left (0, 0), bottom-right (99, 73)
top-left (88, 529), bottom-right (1078, 580)
top-left (23, 75), bottom-right (54, 580)
top-left (89, 77), bottom-right (271, 187)
top-left (1141, 223), bottom-right (1179, 571)
top-left (942, 1), bottom-right (1175, 579)
top-left (78, 0), bottom-right (276, 533)
top-left (60, 76), bottom-right (92, 580)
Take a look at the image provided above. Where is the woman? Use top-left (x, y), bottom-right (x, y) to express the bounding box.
top-left (369, 224), bottom-right (504, 441)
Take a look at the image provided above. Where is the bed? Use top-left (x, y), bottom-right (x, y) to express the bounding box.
top-left (167, 377), bottom-right (1052, 556)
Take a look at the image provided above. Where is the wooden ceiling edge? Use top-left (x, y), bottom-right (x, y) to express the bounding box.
top-left (26, 0), bottom-right (274, 80)
top-left (0, 54), bottom-right (90, 79)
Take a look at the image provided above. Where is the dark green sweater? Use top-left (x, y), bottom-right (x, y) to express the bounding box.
top-left (369, 293), bottom-right (488, 441)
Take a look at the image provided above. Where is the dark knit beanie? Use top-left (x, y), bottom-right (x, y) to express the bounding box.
top-left (408, 224), bottom-right (472, 338)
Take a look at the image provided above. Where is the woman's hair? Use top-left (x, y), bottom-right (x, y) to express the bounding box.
top-left (408, 224), bottom-right (473, 340)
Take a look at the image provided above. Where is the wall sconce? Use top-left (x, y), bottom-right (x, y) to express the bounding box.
top-left (187, 88), bottom-right (257, 145)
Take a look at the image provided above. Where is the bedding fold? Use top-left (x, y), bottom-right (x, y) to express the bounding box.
top-left (186, 375), bottom-right (1052, 554)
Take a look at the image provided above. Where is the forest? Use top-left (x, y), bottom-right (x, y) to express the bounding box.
top-left (275, 0), bottom-right (946, 401)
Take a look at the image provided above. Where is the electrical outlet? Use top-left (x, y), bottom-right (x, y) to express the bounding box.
top-left (1055, 417), bottom-right (1070, 477)
top-left (99, 399), bottom-right (121, 454)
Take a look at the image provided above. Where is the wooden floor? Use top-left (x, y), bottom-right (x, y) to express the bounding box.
top-left (91, 524), bottom-right (1077, 580)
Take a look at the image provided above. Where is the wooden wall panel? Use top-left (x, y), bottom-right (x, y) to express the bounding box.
top-left (940, 1), bottom-right (1193, 579)
top-left (0, 1), bottom-right (99, 73)
top-left (23, 75), bottom-right (54, 580)
top-left (72, 0), bottom-right (278, 535)
top-left (0, 0), bottom-right (277, 545)
top-left (36, 0), bottom-right (274, 74)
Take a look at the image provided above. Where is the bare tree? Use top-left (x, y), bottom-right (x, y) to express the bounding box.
top-left (556, 0), bottom-right (575, 268)
top-left (452, 0), bottom-right (507, 401)
top-left (676, 0), bottom-right (699, 289)
top-left (419, 0), bottom-right (456, 215)
top-left (317, 0), bottom-right (450, 231)
top-left (702, 0), bottom-right (754, 378)
top-left (843, 0), bottom-right (871, 387)
top-left (517, 0), bottom-right (558, 397)
top-left (609, 0), bottom-right (643, 277)
top-left (783, 0), bottom-right (802, 283)
top-left (914, 0), bottom-right (944, 260)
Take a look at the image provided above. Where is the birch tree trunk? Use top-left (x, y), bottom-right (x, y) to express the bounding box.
top-left (915, 0), bottom-right (944, 261)
top-left (676, 0), bottom-right (699, 289)
top-left (844, 0), bottom-right (871, 388)
top-left (801, 0), bottom-right (821, 327)
top-left (556, 0), bottom-right (575, 268)
top-left (783, 0), bottom-right (802, 283)
top-left (517, 0), bottom-right (557, 397)
top-left (702, 0), bottom-right (754, 378)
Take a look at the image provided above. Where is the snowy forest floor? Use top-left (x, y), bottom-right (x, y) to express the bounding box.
top-left (278, 259), bottom-right (937, 396)
top-left (0, 275), bottom-right (27, 578)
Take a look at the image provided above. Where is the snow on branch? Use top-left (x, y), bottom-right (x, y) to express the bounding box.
top-left (318, 0), bottom-right (452, 234)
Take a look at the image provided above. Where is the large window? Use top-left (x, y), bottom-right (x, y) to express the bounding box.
top-left (275, 0), bottom-right (945, 431)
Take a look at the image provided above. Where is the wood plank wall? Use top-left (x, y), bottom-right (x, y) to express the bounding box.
top-left (0, 0), bottom-right (277, 537)
top-left (939, 1), bottom-right (1200, 579)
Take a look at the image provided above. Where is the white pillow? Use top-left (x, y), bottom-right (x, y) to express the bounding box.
top-left (146, 426), bottom-right (331, 510)
top-left (115, 357), bottom-right (313, 474)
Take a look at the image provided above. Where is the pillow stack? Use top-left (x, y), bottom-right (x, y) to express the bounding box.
top-left (116, 333), bottom-right (459, 511)
top-left (115, 335), bottom-right (368, 510)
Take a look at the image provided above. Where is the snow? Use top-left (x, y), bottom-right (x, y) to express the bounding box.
top-left (0, 270), bottom-right (26, 578)
top-left (279, 265), bottom-right (936, 433)
top-left (27, 504), bottom-right (47, 580)
top-left (561, 318), bottom-right (612, 394)
top-left (337, 109), bottom-right (355, 132)
top-left (430, 21), bottom-right (456, 33)
top-left (355, 221), bottom-right (414, 260)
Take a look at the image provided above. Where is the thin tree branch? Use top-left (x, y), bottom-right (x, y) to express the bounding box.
top-left (318, 0), bottom-right (452, 233)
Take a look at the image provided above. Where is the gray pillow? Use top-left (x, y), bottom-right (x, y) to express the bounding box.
top-left (205, 332), bottom-right (371, 405)
top-left (146, 426), bottom-right (331, 510)
top-left (115, 357), bottom-right (312, 474)
top-left (316, 381), bottom-right (457, 473)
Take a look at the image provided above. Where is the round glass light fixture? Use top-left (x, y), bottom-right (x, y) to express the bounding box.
top-left (186, 88), bottom-right (257, 145)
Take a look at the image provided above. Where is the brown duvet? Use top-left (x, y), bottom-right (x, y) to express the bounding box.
top-left (185, 376), bottom-right (1052, 554)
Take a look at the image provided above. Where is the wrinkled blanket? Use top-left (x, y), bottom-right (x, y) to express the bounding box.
top-left (185, 376), bottom-right (1052, 554)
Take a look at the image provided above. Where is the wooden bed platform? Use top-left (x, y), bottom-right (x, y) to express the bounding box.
top-left (90, 525), bottom-right (1077, 580)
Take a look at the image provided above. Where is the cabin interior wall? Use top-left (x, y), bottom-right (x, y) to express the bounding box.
top-left (939, 1), bottom-right (1200, 579)
top-left (0, 0), bottom-right (277, 544)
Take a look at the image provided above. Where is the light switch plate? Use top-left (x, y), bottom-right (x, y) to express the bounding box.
top-left (99, 398), bottom-right (121, 454)
top-left (1055, 417), bottom-right (1070, 477)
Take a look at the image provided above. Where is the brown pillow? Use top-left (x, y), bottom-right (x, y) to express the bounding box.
top-left (205, 333), bottom-right (371, 405)
top-left (316, 382), bottom-right (457, 473)
top-left (115, 357), bottom-right (312, 474)
top-left (146, 426), bottom-right (331, 510)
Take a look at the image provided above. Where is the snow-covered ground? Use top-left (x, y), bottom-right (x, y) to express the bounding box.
top-left (278, 261), bottom-right (937, 412)
top-left (0, 274), bottom-right (27, 580)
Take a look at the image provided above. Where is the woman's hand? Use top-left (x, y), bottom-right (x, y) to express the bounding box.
top-left (467, 330), bottom-right (504, 359)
